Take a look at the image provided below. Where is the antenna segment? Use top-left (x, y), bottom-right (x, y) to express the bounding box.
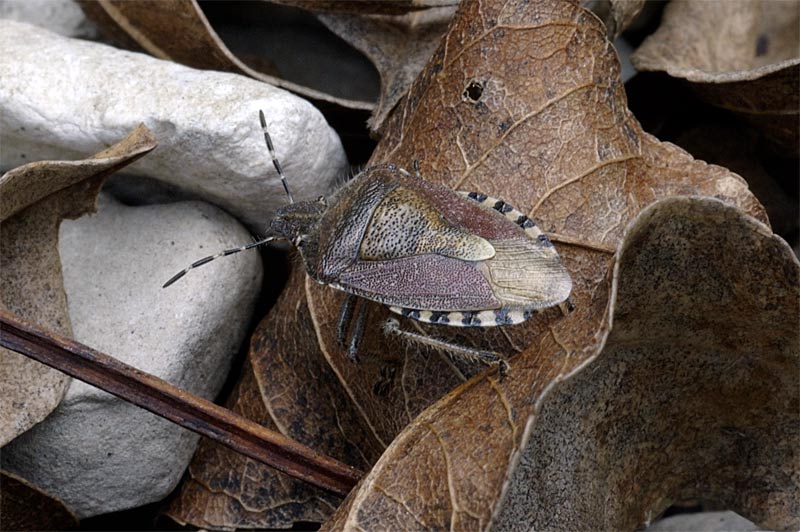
top-left (259, 110), bottom-right (294, 204)
top-left (162, 236), bottom-right (276, 288)
top-left (163, 111), bottom-right (294, 288)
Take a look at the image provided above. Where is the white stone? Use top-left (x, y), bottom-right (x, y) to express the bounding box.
top-left (0, 0), bottom-right (96, 38)
top-left (0, 193), bottom-right (263, 518)
top-left (646, 511), bottom-right (766, 531)
top-left (0, 20), bottom-right (347, 230)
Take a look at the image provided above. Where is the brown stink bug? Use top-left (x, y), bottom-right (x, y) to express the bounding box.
top-left (164, 111), bottom-right (573, 375)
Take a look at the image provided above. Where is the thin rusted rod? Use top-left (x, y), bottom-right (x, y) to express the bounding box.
top-left (0, 309), bottom-right (362, 497)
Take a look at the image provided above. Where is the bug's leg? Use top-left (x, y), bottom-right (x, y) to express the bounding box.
top-left (382, 318), bottom-right (509, 378)
top-left (558, 298), bottom-right (575, 316)
top-left (399, 160), bottom-right (423, 179)
top-left (346, 301), bottom-right (369, 363)
top-left (336, 294), bottom-right (358, 348)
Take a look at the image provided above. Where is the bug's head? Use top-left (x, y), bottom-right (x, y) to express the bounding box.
top-left (270, 195), bottom-right (327, 255)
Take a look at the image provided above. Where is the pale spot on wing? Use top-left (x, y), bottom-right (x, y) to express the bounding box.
top-left (360, 186), bottom-right (496, 262)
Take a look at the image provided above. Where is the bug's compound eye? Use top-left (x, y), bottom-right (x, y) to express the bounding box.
top-left (463, 80), bottom-right (485, 103)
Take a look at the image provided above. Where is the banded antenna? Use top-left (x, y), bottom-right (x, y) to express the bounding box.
top-left (162, 236), bottom-right (276, 288)
top-left (260, 110), bottom-right (293, 204)
top-left (162, 110), bottom-right (290, 288)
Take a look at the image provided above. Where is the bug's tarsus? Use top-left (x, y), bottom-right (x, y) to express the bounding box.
top-left (382, 318), bottom-right (509, 378)
top-left (397, 162), bottom-right (422, 180)
top-left (559, 298), bottom-right (575, 316)
top-left (259, 109), bottom-right (294, 204)
top-left (162, 236), bottom-right (276, 288)
top-left (412, 160), bottom-right (421, 178)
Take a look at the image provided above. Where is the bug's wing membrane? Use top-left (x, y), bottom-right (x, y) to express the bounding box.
top-left (487, 238), bottom-right (572, 309)
top-left (334, 254), bottom-right (501, 311)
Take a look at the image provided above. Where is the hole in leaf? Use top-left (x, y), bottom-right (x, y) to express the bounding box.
top-left (463, 80), bottom-right (484, 102)
top-left (755, 34), bottom-right (769, 56)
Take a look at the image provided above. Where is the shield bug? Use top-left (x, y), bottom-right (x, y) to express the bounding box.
top-left (164, 111), bottom-right (573, 376)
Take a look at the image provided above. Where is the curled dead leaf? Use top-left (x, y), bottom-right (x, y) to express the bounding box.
top-left (77, 0), bottom-right (374, 112)
top-left (631, 0), bottom-right (800, 156)
top-left (586, 0), bottom-right (645, 39)
top-left (319, 6), bottom-right (456, 134)
top-left (318, 0), bottom-right (775, 528)
top-left (0, 125), bottom-right (156, 446)
top-left (494, 197), bottom-right (799, 530)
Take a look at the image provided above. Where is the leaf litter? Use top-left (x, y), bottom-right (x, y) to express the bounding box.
top-left (5, 0), bottom-right (795, 529)
top-left (0, 126), bottom-right (156, 520)
top-left (167, 0), bottom-right (797, 530)
top-left (0, 125), bottom-right (156, 447)
top-left (631, 0), bottom-right (800, 156)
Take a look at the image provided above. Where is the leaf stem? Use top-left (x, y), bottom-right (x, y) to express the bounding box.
top-left (0, 309), bottom-right (362, 497)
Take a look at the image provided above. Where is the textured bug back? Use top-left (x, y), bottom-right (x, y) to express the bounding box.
top-left (312, 166), bottom-right (400, 281)
top-left (360, 186), bottom-right (495, 262)
top-left (308, 164), bottom-right (572, 325)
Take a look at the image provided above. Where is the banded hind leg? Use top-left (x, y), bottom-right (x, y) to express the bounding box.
top-left (382, 318), bottom-right (509, 378)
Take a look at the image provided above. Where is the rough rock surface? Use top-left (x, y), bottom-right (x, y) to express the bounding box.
top-left (0, 193), bottom-right (263, 518)
top-left (0, 20), bottom-right (348, 230)
top-left (0, 0), bottom-right (96, 38)
top-left (646, 511), bottom-right (765, 531)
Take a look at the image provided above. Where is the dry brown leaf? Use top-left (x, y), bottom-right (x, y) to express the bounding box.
top-left (167, 267), bottom-right (476, 529)
top-left (673, 124), bottom-right (798, 240)
top-left (165, 361), bottom-right (341, 529)
top-left (77, 0), bottom-right (373, 112)
top-left (166, 267), bottom-right (386, 530)
top-left (271, 0), bottom-right (459, 16)
top-left (170, 0), bottom-right (785, 529)
top-left (319, 7), bottom-right (456, 134)
top-left (631, 0), bottom-right (800, 156)
top-left (316, 0), bottom-right (780, 528)
top-left (494, 197), bottom-right (799, 530)
top-left (585, 0), bottom-right (645, 39)
top-left (0, 125), bottom-right (156, 447)
top-left (0, 470), bottom-right (78, 530)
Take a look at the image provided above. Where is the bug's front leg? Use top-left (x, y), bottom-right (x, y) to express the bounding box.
top-left (346, 302), bottom-right (368, 363)
top-left (382, 318), bottom-right (509, 378)
top-left (336, 295), bottom-right (369, 363)
top-left (336, 294), bottom-right (358, 347)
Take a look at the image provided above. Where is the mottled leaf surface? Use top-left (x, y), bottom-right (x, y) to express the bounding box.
top-left (165, 0), bottom-right (794, 530)
top-left (319, 6), bottom-right (456, 134)
top-left (77, 0), bottom-right (373, 112)
top-left (319, 0), bottom-right (777, 529)
top-left (495, 197), bottom-right (799, 530)
top-left (631, 0), bottom-right (800, 156)
top-left (0, 125), bottom-right (156, 446)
